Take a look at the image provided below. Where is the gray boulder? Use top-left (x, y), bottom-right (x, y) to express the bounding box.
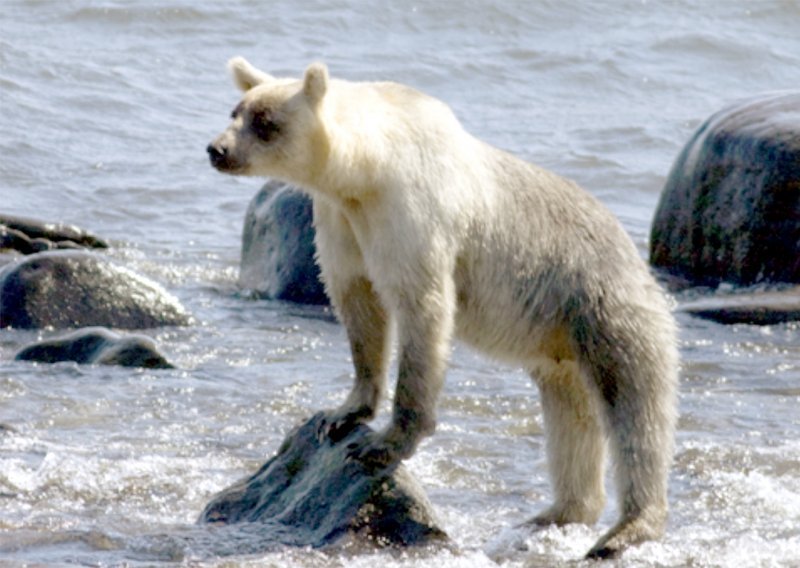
top-left (199, 412), bottom-right (447, 548)
top-left (650, 91), bottom-right (800, 288)
top-left (0, 213), bottom-right (107, 254)
top-left (0, 250), bottom-right (190, 329)
top-left (15, 327), bottom-right (174, 369)
top-left (239, 181), bottom-right (328, 305)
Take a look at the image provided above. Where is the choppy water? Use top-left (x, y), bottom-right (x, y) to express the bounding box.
top-left (2, 1), bottom-right (800, 566)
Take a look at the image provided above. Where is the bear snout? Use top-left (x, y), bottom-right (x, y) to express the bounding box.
top-left (207, 142), bottom-right (228, 168)
top-left (208, 140), bottom-right (246, 174)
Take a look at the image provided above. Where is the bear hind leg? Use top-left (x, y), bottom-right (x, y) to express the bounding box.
top-left (582, 319), bottom-right (678, 559)
top-left (525, 357), bottom-right (607, 528)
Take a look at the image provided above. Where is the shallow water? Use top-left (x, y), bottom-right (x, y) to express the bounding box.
top-left (2, 1), bottom-right (800, 566)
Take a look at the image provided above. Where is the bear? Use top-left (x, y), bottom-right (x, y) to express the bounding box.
top-left (207, 57), bottom-right (679, 560)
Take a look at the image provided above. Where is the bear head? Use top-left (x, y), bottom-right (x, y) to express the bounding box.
top-left (207, 58), bottom-right (330, 185)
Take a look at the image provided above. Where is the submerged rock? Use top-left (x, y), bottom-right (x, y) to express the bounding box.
top-left (679, 287), bottom-right (800, 325)
top-left (0, 213), bottom-right (108, 254)
top-left (239, 181), bottom-right (328, 305)
top-left (650, 92), bottom-right (800, 288)
top-left (15, 327), bottom-right (174, 369)
top-left (0, 250), bottom-right (190, 329)
top-left (199, 412), bottom-right (447, 548)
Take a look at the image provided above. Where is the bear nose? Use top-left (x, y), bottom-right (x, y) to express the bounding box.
top-left (207, 143), bottom-right (227, 165)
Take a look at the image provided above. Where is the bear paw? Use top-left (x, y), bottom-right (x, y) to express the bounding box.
top-left (520, 499), bottom-right (604, 529)
top-left (316, 406), bottom-right (372, 444)
top-left (345, 431), bottom-right (405, 472)
top-left (585, 513), bottom-right (665, 560)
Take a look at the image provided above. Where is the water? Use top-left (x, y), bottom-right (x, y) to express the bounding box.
top-left (2, 1), bottom-right (800, 565)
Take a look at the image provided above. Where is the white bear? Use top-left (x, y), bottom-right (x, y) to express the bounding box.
top-left (208, 58), bottom-right (679, 560)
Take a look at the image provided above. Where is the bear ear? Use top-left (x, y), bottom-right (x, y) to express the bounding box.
top-left (228, 57), bottom-right (273, 92)
top-left (302, 62), bottom-right (329, 105)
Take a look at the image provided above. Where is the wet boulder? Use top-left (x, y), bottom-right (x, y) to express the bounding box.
top-left (199, 412), bottom-right (447, 548)
top-left (0, 250), bottom-right (190, 329)
top-left (239, 181), bottom-right (328, 305)
top-left (15, 327), bottom-right (174, 369)
top-left (0, 213), bottom-right (108, 255)
top-left (650, 92), bottom-right (800, 288)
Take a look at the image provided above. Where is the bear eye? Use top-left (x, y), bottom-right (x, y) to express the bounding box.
top-left (251, 110), bottom-right (281, 142)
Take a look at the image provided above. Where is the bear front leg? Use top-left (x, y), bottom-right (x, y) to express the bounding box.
top-left (322, 275), bottom-right (390, 441)
top-left (349, 274), bottom-right (456, 469)
top-left (313, 201), bottom-right (390, 442)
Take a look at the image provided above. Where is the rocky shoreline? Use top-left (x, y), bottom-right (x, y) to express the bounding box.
top-left (3, 90), bottom-right (799, 551)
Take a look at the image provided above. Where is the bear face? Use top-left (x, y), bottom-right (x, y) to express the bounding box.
top-left (207, 58), bottom-right (330, 186)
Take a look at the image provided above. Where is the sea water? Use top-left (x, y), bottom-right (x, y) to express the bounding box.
top-left (2, 1), bottom-right (800, 566)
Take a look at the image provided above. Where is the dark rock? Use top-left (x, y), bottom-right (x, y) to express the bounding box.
top-left (0, 226), bottom-right (36, 255)
top-left (15, 327), bottom-right (174, 368)
top-left (679, 287), bottom-right (800, 325)
top-left (239, 181), bottom-right (328, 305)
top-left (0, 213), bottom-right (108, 254)
top-left (199, 412), bottom-right (447, 548)
top-left (0, 250), bottom-right (191, 329)
top-left (650, 92), bottom-right (800, 288)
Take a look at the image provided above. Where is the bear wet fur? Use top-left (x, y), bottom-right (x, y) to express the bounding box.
top-left (208, 58), bottom-right (679, 560)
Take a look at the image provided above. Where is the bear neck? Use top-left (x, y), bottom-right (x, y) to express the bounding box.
top-left (308, 108), bottom-right (391, 204)
top-left (307, 86), bottom-right (419, 202)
